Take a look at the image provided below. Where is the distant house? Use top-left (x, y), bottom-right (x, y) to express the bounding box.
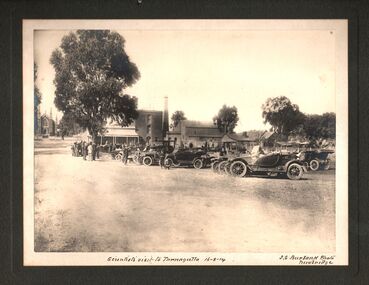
top-left (220, 130), bottom-right (279, 150)
top-left (259, 131), bottom-right (278, 147)
top-left (95, 97), bottom-right (170, 147)
top-left (40, 114), bottom-right (55, 137)
top-left (96, 110), bottom-right (164, 146)
top-left (221, 132), bottom-right (261, 151)
top-left (167, 120), bottom-right (224, 148)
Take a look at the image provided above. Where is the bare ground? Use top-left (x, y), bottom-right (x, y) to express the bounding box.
top-left (34, 138), bottom-right (335, 252)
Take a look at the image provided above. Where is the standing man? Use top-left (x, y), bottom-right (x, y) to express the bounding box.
top-left (96, 143), bottom-right (100, 159)
top-left (159, 148), bottom-right (165, 168)
top-left (87, 142), bottom-right (93, 161)
top-left (82, 141), bottom-right (87, 160)
top-left (122, 145), bottom-right (129, 165)
top-left (92, 142), bottom-right (96, 161)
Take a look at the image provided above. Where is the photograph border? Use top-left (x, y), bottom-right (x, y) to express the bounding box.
top-left (23, 18), bottom-right (348, 267)
top-left (1, 0), bottom-right (365, 284)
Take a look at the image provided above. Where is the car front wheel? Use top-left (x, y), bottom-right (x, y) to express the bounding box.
top-left (287, 163), bottom-right (304, 180)
top-left (142, 156), bottom-right (153, 166)
top-left (230, 161), bottom-right (248, 177)
top-left (164, 158), bottom-right (173, 167)
top-left (193, 158), bottom-right (203, 169)
top-left (115, 153), bottom-right (122, 161)
top-left (211, 161), bottom-right (219, 172)
top-left (217, 160), bottom-right (228, 174)
top-left (309, 159), bottom-right (320, 171)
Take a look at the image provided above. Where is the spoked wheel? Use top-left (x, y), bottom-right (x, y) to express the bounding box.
top-left (217, 160), bottom-right (228, 174)
top-left (193, 158), bottom-right (203, 169)
top-left (211, 161), bottom-right (220, 172)
top-left (286, 163), bottom-right (304, 180)
top-left (164, 158), bottom-right (173, 168)
top-left (133, 155), bottom-right (140, 164)
top-left (324, 161), bottom-right (330, 170)
top-left (230, 161), bottom-right (248, 177)
top-left (309, 159), bottom-right (320, 171)
top-left (115, 153), bottom-right (122, 161)
top-left (142, 156), bottom-right (153, 166)
top-left (225, 162), bottom-right (232, 175)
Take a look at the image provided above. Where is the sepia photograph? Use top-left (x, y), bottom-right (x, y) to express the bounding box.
top-left (23, 19), bottom-right (348, 266)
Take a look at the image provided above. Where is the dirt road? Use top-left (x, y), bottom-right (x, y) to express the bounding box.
top-left (34, 138), bottom-right (335, 252)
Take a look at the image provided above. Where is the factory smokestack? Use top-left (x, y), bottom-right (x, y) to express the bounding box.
top-left (162, 96), bottom-right (169, 139)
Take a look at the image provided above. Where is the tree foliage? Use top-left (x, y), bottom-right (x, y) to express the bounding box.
top-left (213, 105), bottom-right (239, 133)
top-left (34, 63), bottom-right (42, 107)
top-left (262, 96), bottom-right (305, 135)
top-left (50, 30), bottom-right (140, 139)
top-left (34, 63), bottom-right (42, 132)
top-left (58, 112), bottom-right (83, 136)
top-left (302, 112), bottom-right (335, 139)
top-left (171, 110), bottom-right (187, 128)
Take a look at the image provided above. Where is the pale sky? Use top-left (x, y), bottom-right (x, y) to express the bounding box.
top-left (34, 27), bottom-right (336, 132)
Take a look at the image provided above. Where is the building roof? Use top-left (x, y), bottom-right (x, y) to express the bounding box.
top-left (260, 131), bottom-right (276, 140)
top-left (104, 127), bottom-right (138, 137)
top-left (182, 120), bottom-right (218, 129)
top-left (222, 133), bottom-right (255, 143)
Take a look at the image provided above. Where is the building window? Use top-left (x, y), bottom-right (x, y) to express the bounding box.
top-left (147, 114), bottom-right (152, 125)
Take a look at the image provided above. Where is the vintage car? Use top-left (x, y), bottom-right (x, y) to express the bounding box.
top-left (140, 145), bottom-right (174, 166)
top-left (111, 147), bottom-right (140, 163)
top-left (297, 149), bottom-right (334, 171)
top-left (164, 148), bottom-right (212, 169)
top-left (228, 151), bottom-right (307, 180)
top-left (210, 148), bottom-right (251, 174)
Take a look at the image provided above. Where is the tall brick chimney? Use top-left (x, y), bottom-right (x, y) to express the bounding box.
top-left (162, 96), bottom-right (169, 139)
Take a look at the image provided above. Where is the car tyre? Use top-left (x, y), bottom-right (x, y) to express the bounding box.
top-left (211, 161), bottom-right (219, 172)
top-left (309, 159), bottom-right (320, 171)
top-left (115, 153), bottom-right (122, 161)
top-left (230, 161), bottom-right (248, 177)
top-left (324, 161), bottom-right (330, 170)
top-left (225, 162), bottom-right (232, 175)
top-left (193, 158), bottom-right (203, 169)
top-left (217, 160), bottom-right (228, 174)
top-left (142, 156), bottom-right (153, 166)
top-left (287, 163), bottom-right (304, 180)
top-left (164, 158), bottom-right (173, 167)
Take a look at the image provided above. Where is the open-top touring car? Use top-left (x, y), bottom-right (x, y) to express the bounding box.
top-left (140, 145), bottom-right (174, 166)
top-left (297, 149), bottom-right (334, 171)
top-left (228, 151), bottom-right (307, 180)
top-left (164, 148), bottom-right (212, 169)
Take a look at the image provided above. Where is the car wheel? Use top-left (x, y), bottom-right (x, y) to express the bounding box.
top-left (193, 158), bottom-right (203, 169)
top-left (225, 162), bottom-right (232, 175)
top-left (324, 161), bottom-right (330, 170)
top-left (133, 155), bottom-right (140, 164)
top-left (142, 156), bottom-right (153, 166)
top-left (164, 158), bottom-right (173, 167)
top-left (211, 161), bottom-right (219, 172)
top-left (230, 161), bottom-right (248, 177)
top-left (217, 160), bottom-right (228, 174)
top-left (287, 163), bottom-right (304, 180)
top-left (173, 161), bottom-right (181, 167)
top-left (309, 159), bottom-right (320, 171)
top-left (115, 153), bottom-right (122, 161)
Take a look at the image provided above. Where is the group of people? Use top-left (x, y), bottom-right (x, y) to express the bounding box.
top-left (71, 141), bottom-right (100, 161)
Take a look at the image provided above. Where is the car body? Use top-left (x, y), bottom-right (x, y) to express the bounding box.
top-left (228, 151), bottom-right (307, 180)
top-left (140, 145), bottom-right (174, 166)
top-left (297, 149), bottom-right (334, 171)
top-left (164, 148), bottom-right (212, 169)
top-left (210, 149), bottom-right (250, 174)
